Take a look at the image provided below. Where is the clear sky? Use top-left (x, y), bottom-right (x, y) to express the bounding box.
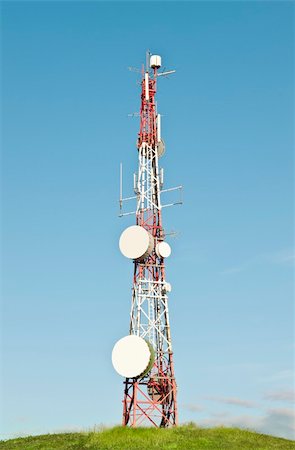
top-left (1, 0), bottom-right (294, 441)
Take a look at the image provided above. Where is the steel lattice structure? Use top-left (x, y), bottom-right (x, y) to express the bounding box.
top-left (117, 53), bottom-right (181, 428)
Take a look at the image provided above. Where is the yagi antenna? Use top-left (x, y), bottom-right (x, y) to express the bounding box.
top-left (157, 69), bottom-right (176, 77)
top-left (128, 66), bottom-right (141, 73)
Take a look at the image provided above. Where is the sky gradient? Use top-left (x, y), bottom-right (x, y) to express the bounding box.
top-left (1, 0), bottom-right (294, 441)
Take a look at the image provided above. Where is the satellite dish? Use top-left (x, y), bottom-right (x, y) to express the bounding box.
top-left (112, 335), bottom-right (154, 378)
top-left (119, 225), bottom-right (153, 260)
top-left (157, 139), bottom-right (165, 158)
top-left (163, 282), bottom-right (172, 293)
top-left (156, 241), bottom-right (171, 258)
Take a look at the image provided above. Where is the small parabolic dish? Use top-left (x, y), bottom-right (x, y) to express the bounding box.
top-left (112, 335), bottom-right (153, 378)
top-left (163, 282), bottom-right (172, 293)
top-left (156, 241), bottom-right (171, 258)
top-left (157, 139), bottom-right (165, 158)
top-left (119, 225), bottom-right (153, 260)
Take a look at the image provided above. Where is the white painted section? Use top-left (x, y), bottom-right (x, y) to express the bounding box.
top-left (112, 335), bottom-right (151, 378)
top-left (156, 241), bottom-right (171, 258)
top-left (150, 55), bottom-right (162, 69)
top-left (119, 225), bottom-right (153, 260)
top-left (145, 73), bottom-right (149, 101)
top-left (157, 114), bottom-right (161, 142)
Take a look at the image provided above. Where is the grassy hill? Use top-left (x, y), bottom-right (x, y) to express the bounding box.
top-left (1, 425), bottom-right (294, 449)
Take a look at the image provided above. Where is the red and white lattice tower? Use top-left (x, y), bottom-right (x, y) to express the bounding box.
top-left (112, 53), bottom-right (182, 428)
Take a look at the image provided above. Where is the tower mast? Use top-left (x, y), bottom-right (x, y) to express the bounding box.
top-left (112, 53), bottom-right (180, 428)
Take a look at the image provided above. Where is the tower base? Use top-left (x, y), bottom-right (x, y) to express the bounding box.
top-left (122, 360), bottom-right (178, 427)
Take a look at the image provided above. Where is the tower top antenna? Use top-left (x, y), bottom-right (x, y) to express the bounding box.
top-left (150, 54), bottom-right (162, 69)
top-left (146, 49), bottom-right (151, 71)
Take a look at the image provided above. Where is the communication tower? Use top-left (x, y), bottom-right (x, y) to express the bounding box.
top-left (112, 52), bottom-right (182, 428)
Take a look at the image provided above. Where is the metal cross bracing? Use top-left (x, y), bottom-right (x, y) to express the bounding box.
top-left (121, 54), bottom-right (179, 428)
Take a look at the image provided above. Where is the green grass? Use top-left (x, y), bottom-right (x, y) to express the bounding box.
top-left (1, 424), bottom-right (294, 449)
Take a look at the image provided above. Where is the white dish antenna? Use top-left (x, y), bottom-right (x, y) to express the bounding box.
top-left (157, 139), bottom-right (165, 158)
top-left (156, 241), bottom-right (171, 258)
top-left (112, 335), bottom-right (154, 378)
top-left (163, 282), bottom-right (172, 293)
top-left (119, 225), bottom-right (153, 260)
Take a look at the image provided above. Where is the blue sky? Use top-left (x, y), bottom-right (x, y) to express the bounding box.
top-left (1, 0), bottom-right (294, 441)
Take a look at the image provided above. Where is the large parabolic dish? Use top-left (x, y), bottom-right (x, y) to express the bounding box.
top-left (112, 335), bottom-right (154, 378)
top-left (119, 225), bottom-right (153, 260)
